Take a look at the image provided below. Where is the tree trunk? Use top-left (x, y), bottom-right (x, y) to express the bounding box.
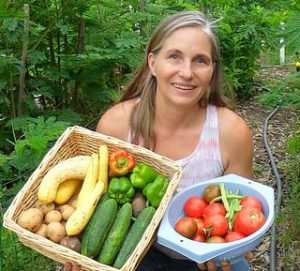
top-left (64, 34), bottom-right (68, 53)
top-left (72, 17), bottom-right (85, 109)
top-left (9, 70), bottom-right (16, 118)
top-left (56, 30), bottom-right (63, 106)
top-left (139, 0), bottom-right (146, 11)
top-left (56, 31), bottom-right (61, 70)
top-left (17, 4), bottom-right (30, 117)
top-left (48, 32), bottom-right (56, 66)
top-left (139, 0), bottom-right (146, 35)
top-left (77, 17), bottom-right (85, 53)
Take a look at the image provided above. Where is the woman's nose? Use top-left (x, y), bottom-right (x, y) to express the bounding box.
top-left (178, 62), bottom-right (194, 79)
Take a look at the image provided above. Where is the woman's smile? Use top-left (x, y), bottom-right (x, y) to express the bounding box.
top-left (172, 83), bottom-right (196, 91)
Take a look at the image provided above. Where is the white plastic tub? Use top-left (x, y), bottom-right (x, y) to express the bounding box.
top-left (157, 174), bottom-right (274, 265)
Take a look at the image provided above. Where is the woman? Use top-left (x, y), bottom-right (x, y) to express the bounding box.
top-left (65, 10), bottom-right (253, 271)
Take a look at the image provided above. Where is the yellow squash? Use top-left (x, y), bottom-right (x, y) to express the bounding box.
top-left (55, 179), bottom-right (82, 205)
top-left (65, 181), bottom-right (105, 236)
top-left (38, 155), bottom-right (91, 203)
top-left (77, 153), bottom-right (99, 209)
top-left (98, 144), bottom-right (109, 192)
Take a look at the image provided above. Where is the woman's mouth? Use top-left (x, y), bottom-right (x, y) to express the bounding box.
top-left (172, 83), bottom-right (196, 91)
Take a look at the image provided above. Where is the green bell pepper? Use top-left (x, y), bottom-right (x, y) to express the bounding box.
top-left (130, 162), bottom-right (159, 189)
top-left (142, 175), bottom-right (169, 208)
top-left (108, 177), bottom-right (135, 204)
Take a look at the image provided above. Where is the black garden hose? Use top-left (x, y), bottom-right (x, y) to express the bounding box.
top-left (263, 106), bottom-right (283, 271)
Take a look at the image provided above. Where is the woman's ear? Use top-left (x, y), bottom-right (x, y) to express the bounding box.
top-left (148, 52), bottom-right (156, 76)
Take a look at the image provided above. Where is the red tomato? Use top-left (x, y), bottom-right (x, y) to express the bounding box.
top-left (204, 214), bottom-right (229, 237)
top-left (174, 217), bottom-right (198, 239)
top-left (233, 207), bottom-right (266, 236)
top-left (203, 202), bottom-right (226, 218)
top-left (183, 196), bottom-right (207, 218)
top-left (240, 196), bottom-right (263, 211)
top-left (206, 236), bottom-right (226, 243)
top-left (193, 218), bottom-right (207, 236)
top-left (193, 233), bottom-right (206, 242)
top-left (225, 231), bottom-right (245, 242)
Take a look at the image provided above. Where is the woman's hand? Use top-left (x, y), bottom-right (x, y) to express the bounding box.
top-left (197, 260), bottom-right (230, 271)
top-left (63, 262), bottom-right (82, 271)
top-left (197, 252), bottom-right (253, 271)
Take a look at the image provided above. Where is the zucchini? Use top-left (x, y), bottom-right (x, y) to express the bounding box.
top-left (113, 206), bottom-right (156, 269)
top-left (97, 202), bottom-right (132, 265)
top-left (81, 196), bottom-right (117, 257)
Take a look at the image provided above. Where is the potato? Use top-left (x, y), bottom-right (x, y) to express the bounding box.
top-left (35, 223), bottom-right (47, 238)
top-left (58, 204), bottom-right (75, 221)
top-left (45, 210), bottom-right (62, 224)
top-left (34, 200), bottom-right (55, 215)
top-left (60, 236), bottom-right (81, 252)
top-left (61, 220), bottom-right (67, 229)
top-left (47, 222), bottom-right (66, 243)
top-left (132, 192), bottom-right (146, 218)
top-left (17, 208), bottom-right (43, 232)
top-left (67, 193), bottom-right (79, 209)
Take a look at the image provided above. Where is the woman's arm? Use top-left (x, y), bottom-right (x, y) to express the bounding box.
top-left (96, 99), bottom-right (136, 141)
top-left (218, 107), bottom-right (254, 179)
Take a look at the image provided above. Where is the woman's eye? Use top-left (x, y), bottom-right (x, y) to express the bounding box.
top-left (169, 54), bottom-right (179, 59)
top-left (195, 58), bottom-right (206, 64)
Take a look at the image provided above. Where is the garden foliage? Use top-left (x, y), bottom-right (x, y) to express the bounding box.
top-left (1, 1), bottom-right (300, 270)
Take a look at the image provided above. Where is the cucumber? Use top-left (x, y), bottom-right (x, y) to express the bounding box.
top-left (97, 202), bottom-right (132, 265)
top-left (81, 197), bottom-right (117, 258)
top-left (113, 206), bottom-right (156, 269)
top-left (81, 192), bottom-right (110, 237)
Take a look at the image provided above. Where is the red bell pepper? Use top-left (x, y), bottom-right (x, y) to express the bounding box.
top-left (109, 149), bottom-right (136, 177)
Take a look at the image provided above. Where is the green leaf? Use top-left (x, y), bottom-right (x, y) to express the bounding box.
top-left (26, 136), bottom-right (49, 154)
top-left (28, 51), bottom-right (47, 65)
top-left (287, 136), bottom-right (300, 155)
top-left (3, 18), bottom-right (19, 31)
top-left (55, 108), bottom-right (83, 125)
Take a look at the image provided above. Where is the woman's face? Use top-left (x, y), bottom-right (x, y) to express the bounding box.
top-left (148, 26), bottom-right (214, 107)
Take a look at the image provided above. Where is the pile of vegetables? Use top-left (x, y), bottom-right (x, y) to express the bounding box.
top-left (174, 183), bottom-right (267, 243)
top-left (16, 146), bottom-right (170, 268)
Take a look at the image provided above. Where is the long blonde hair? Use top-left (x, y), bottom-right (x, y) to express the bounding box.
top-left (119, 11), bottom-right (229, 149)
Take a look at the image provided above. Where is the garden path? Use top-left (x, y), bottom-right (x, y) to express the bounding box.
top-left (236, 66), bottom-right (299, 271)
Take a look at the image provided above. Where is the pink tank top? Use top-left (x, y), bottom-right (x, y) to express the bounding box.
top-left (175, 104), bottom-right (224, 192)
top-left (127, 104), bottom-right (224, 193)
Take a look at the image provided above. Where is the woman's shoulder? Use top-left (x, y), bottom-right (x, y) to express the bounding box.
top-left (217, 106), bottom-right (253, 153)
top-left (96, 98), bottom-right (137, 141)
top-left (217, 106), bottom-right (251, 134)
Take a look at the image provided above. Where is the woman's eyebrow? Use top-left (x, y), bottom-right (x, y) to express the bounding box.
top-left (194, 50), bottom-right (211, 57)
top-left (193, 53), bottom-right (212, 60)
top-left (165, 49), bottom-right (182, 55)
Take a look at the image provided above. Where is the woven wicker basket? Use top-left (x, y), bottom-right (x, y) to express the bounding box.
top-left (3, 126), bottom-right (182, 271)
